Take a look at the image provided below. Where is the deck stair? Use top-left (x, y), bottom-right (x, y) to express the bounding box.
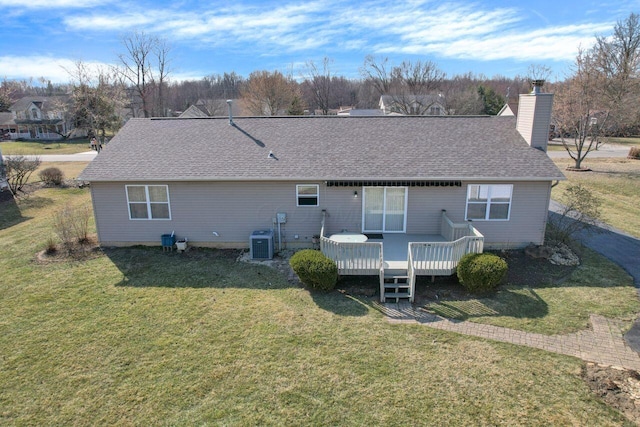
top-left (383, 271), bottom-right (411, 302)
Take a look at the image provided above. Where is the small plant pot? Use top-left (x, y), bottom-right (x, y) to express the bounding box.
top-left (176, 240), bottom-right (188, 252)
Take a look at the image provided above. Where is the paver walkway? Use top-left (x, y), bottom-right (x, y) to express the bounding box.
top-left (378, 301), bottom-right (640, 371)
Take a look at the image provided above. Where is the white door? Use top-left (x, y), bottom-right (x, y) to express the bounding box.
top-left (363, 187), bottom-right (407, 233)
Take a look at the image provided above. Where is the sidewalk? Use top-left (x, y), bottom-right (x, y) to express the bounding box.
top-left (379, 302), bottom-right (640, 371)
top-left (378, 200), bottom-right (640, 370)
top-left (5, 151), bottom-right (98, 162)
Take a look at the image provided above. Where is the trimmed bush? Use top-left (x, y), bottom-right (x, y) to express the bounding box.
top-left (628, 146), bottom-right (640, 160)
top-left (457, 253), bottom-right (508, 293)
top-left (289, 249), bottom-right (338, 291)
top-left (39, 167), bottom-right (64, 185)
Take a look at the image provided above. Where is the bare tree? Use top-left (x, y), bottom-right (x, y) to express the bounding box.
top-left (392, 60), bottom-right (445, 94)
top-left (65, 61), bottom-right (126, 143)
top-left (548, 184), bottom-right (602, 243)
top-left (4, 156), bottom-right (40, 196)
top-left (553, 49), bottom-right (610, 169)
top-left (117, 32), bottom-right (171, 118)
top-left (360, 56), bottom-right (393, 96)
top-left (0, 79), bottom-right (12, 112)
top-left (241, 70), bottom-right (299, 116)
top-left (361, 56), bottom-right (445, 114)
top-left (592, 12), bottom-right (640, 135)
top-left (302, 57), bottom-right (333, 115)
top-left (154, 38), bottom-right (172, 116)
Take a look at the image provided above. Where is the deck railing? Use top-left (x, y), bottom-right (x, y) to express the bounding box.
top-left (321, 238), bottom-right (383, 275)
top-left (405, 213), bottom-right (484, 302)
top-left (320, 212), bottom-right (384, 290)
top-left (320, 210), bottom-right (484, 303)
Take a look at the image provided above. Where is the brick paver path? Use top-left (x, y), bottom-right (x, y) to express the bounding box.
top-left (379, 302), bottom-right (640, 371)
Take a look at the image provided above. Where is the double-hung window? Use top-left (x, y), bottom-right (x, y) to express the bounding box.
top-left (296, 184), bottom-right (319, 206)
top-left (466, 184), bottom-right (512, 221)
top-left (126, 185), bottom-right (171, 220)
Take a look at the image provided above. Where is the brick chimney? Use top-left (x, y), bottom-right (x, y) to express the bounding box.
top-left (516, 80), bottom-right (554, 152)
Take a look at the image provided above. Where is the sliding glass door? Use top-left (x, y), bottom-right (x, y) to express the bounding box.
top-left (362, 187), bottom-right (407, 233)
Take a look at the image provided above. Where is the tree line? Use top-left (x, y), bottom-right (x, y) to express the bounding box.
top-left (1, 12), bottom-right (639, 170)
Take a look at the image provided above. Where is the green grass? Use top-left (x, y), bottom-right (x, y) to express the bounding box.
top-left (0, 138), bottom-right (92, 155)
top-left (604, 136), bottom-right (640, 146)
top-left (32, 162), bottom-right (90, 183)
top-left (0, 188), bottom-right (636, 425)
top-left (552, 158), bottom-right (640, 238)
top-left (423, 246), bottom-right (639, 334)
top-left (546, 143), bottom-right (568, 151)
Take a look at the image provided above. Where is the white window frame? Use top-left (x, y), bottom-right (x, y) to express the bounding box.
top-left (362, 186), bottom-right (408, 233)
top-left (126, 185), bottom-right (172, 220)
top-left (296, 184), bottom-right (319, 207)
top-left (465, 184), bottom-right (513, 221)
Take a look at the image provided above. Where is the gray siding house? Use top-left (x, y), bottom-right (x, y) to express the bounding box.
top-left (80, 87), bottom-right (563, 301)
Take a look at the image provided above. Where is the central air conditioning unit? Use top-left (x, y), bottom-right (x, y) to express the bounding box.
top-left (250, 229), bottom-right (274, 260)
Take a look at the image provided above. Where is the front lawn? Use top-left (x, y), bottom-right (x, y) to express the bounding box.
top-left (552, 158), bottom-right (640, 238)
top-left (0, 187), bottom-right (635, 425)
top-left (604, 136), bottom-right (640, 147)
top-left (0, 138), bottom-right (93, 155)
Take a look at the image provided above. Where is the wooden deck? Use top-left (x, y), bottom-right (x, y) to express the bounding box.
top-left (320, 211), bottom-right (484, 302)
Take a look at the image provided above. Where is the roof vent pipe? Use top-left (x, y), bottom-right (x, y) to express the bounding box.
top-left (226, 99), bottom-right (234, 126)
top-left (531, 79), bottom-right (545, 94)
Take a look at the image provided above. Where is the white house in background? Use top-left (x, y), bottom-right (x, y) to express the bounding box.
top-left (0, 96), bottom-right (86, 140)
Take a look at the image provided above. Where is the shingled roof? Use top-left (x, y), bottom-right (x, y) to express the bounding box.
top-left (79, 115), bottom-right (564, 182)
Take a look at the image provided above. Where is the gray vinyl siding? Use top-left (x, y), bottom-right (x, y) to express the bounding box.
top-left (457, 181), bottom-right (551, 248)
top-left (91, 180), bottom-right (551, 248)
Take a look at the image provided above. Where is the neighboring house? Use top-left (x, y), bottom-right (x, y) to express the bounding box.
top-left (1, 96), bottom-right (86, 140)
top-left (80, 86), bottom-right (560, 302)
top-left (179, 99), bottom-right (247, 118)
top-left (178, 105), bottom-right (210, 118)
top-left (337, 107), bottom-right (385, 116)
top-left (379, 94), bottom-right (446, 116)
top-left (498, 102), bottom-right (519, 117)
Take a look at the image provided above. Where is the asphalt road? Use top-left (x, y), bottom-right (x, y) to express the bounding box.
top-left (546, 142), bottom-right (630, 159)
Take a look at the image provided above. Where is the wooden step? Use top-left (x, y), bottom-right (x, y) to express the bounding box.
top-left (384, 292), bottom-right (411, 300)
top-left (383, 275), bottom-right (408, 284)
top-left (384, 283), bottom-right (410, 289)
top-left (384, 269), bottom-right (408, 277)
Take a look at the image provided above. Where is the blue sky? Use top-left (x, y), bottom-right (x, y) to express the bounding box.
top-left (1, 0), bottom-right (638, 84)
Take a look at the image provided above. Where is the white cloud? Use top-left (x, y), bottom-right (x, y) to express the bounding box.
top-left (377, 22), bottom-right (612, 62)
top-left (0, 0), bottom-right (105, 8)
top-left (0, 56), bottom-right (114, 83)
top-left (64, 11), bottom-right (167, 31)
top-left (57, 0), bottom-right (616, 68)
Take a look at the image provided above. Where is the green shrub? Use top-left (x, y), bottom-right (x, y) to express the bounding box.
top-left (628, 146), bottom-right (640, 159)
top-left (289, 249), bottom-right (338, 291)
top-left (39, 167), bottom-right (64, 185)
top-left (457, 253), bottom-right (508, 293)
